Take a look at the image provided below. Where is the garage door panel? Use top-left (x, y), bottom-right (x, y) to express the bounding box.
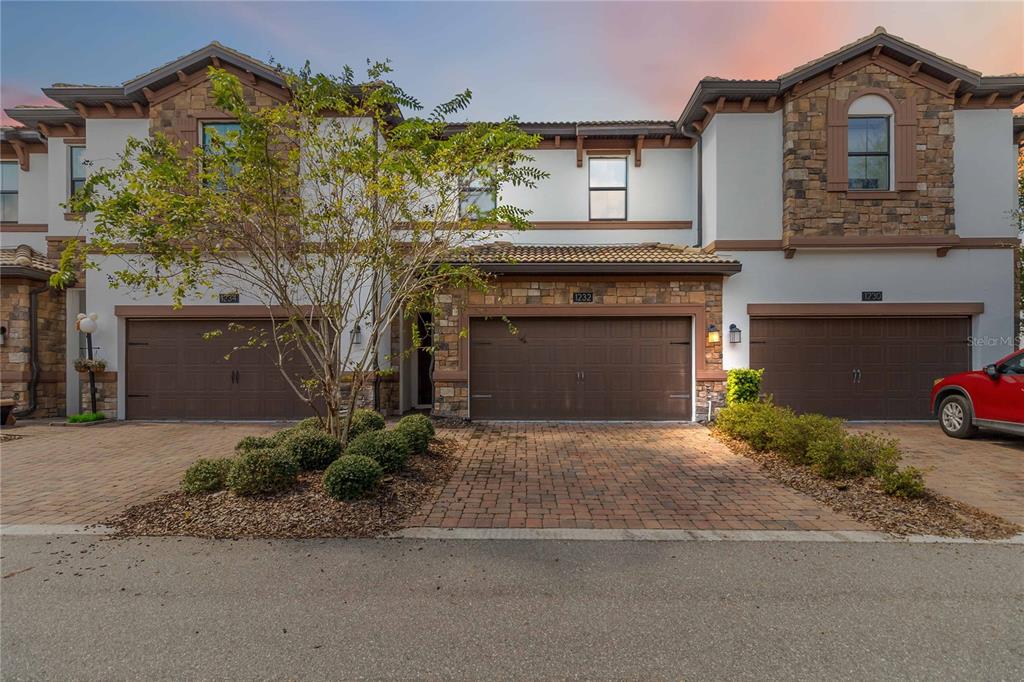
top-left (126, 319), bottom-right (313, 420)
top-left (751, 316), bottom-right (970, 420)
top-left (470, 317), bottom-right (691, 420)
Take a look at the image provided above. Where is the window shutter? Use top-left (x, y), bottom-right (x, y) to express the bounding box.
top-left (894, 94), bottom-right (917, 191)
top-left (826, 99), bottom-right (848, 191)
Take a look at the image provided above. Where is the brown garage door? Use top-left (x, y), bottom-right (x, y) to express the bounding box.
top-left (125, 319), bottom-right (314, 420)
top-left (749, 317), bottom-right (971, 420)
top-left (469, 317), bottom-right (692, 420)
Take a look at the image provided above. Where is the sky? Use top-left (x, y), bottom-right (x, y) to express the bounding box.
top-left (2, 1), bottom-right (1022, 126)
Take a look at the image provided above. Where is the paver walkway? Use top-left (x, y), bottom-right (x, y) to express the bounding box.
top-left (1, 421), bottom-right (278, 525)
top-left (849, 423), bottom-right (1024, 526)
top-left (410, 422), bottom-right (864, 531)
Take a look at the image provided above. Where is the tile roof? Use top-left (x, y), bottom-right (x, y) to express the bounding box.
top-left (460, 243), bottom-right (738, 264)
top-left (0, 245), bottom-right (58, 275)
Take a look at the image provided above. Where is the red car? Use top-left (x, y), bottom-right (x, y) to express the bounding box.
top-left (931, 349), bottom-right (1024, 438)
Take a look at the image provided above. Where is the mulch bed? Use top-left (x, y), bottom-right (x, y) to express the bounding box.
top-left (106, 436), bottom-right (463, 539)
top-left (714, 430), bottom-right (1021, 540)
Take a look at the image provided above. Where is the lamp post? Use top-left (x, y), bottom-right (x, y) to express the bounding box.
top-left (76, 313), bottom-right (99, 414)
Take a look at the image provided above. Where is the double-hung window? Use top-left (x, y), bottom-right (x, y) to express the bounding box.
top-left (847, 117), bottom-right (890, 191)
top-left (459, 178), bottom-right (496, 218)
top-left (1, 161), bottom-right (17, 223)
top-left (589, 157), bottom-right (627, 220)
top-left (69, 146), bottom-right (87, 197)
top-left (201, 121), bottom-right (241, 186)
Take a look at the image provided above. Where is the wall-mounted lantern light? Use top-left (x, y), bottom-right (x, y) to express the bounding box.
top-left (350, 323), bottom-right (363, 346)
top-left (728, 324), bottom-right (742, 344)
top-left (706, 323), bottom-right (720, 344)
top-left (0, 325), bottom-right (6, 346)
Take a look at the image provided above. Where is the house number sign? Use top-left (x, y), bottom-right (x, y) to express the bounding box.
top-left (861, 291), bottom-right (883, 302)
top-left (219, 293), bottom-right (240, 304)
top-left (572, 292), bottom-right (595, 303)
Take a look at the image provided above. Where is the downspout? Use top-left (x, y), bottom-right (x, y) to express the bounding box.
top-left (13, 282), bottom-right (49, 418)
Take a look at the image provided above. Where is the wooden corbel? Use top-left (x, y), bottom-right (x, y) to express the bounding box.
top-left (74, 102), bottom-right (89, 118)
top-left (936, 246), bottom-right (952, 258)
top-left (871, 45), bottom-right (883, 60)
top-left (783, 247), bottom-right (796, 259)
top-left (142, 87), bottom-right (156, 102)
top-left (985, 92), bottom-right (999, 105)
top-left (10, 140), bottom-right (29, 171)
top-left (741, 96), bottom-right (751, 112)
top-left (176, 70), bottom-right (189, 83)
top-left (959, 92), bottom-right (973, 106)
top-left (37, 122), bottom-right (51, 137)
top-left (553, 135), bottom-right (560, 149)
top-left (576, 135), bottom-right (584, 167)
top-left (662, 134), bottom-right (671, 147)
top-left (945, 78), bottom-right (962, 96)
top-left (131, 101), bottom-right (145, 116)
top-left (211, 55), bottom-right (221, 68)
top-left (634, 135), bottom-right (644, 167)
top-left (767, 95), bottom-right (777, 110)
top-left (908, 60), bottom-right (922, 76)
top-left (830, 62), bottom-right (844, 79)
top-left (64, 122), bottom-right (77, 135)
top-left (103, 101), bottom-right (117, 117)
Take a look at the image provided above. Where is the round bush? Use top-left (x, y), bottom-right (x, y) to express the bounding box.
top-left (181, 457), bottom-right (233, 495)
top-left (296, 416), bottom-right (326, 432)
top-left (348, 409), bottom-right (385, 440)
top-left (398, 413), bottom-right (435, 438)
top-left (323, 455), bottom-right (383, 501)
top-left (344, 429), bottom-right (411, 473)
top-left (235, 435), bottom-right (276, 453)
top-left (394, 420), bottom-right (431, 455)
top-left (280, 428), bottom-right (342, 470)
top-left (226, 447), bottom-right (300, 496)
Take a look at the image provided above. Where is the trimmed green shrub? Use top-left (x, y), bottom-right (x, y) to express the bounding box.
top-left (715, 401), bottom-right (789, 452)
top-left (280, 428), bottom-right (342, 470)
top-left (226, 447), bottom-right (300, 496)
top-left (181, 457), bottom-right (233, 494)
top-left (68, 411), bottom-right (106, 423)
top-left (768, 413), bottom-right (845, 465)
top-left (395, 415), bottom-right (433, 454)
top-left (235, 435), bottom-right (276, 453)
top-left (323, 454), bottom-right (383, 501)
top-left (725, 368), bottom-right (764, 406)
top-left (398, 413), bottom-right (435, 438)
top-left (807, 430), bottom-right (849, 479)
top-left (348, 409), bottom-right (385, 440)
top-left (878, 465), bottom-right (926, 498)
top-left (296, 416), bottom-right (326, 432)
top-left (344, 429), bottom-right (411, 473)
top-left (810, 431), bottom-right (904, 481)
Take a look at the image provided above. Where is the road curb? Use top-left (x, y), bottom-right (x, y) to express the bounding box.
top-left (1, 524), bottom-right (113, 536)
top-left (394, 527), bottom-right (1024, 544)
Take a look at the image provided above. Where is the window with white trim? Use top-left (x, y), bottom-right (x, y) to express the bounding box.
top-left (459, 178), bottom-right (496, 218)
top-left (589, 157), bottom-right (627, 220)
top-left (0, 161), bottom-right (17, 223)
top-left (69, 145), bottom-right (87, 197)
top-left (847, 95), bottom-right (894, 191)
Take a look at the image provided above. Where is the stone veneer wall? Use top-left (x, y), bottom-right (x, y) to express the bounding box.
top-left (1, 279), bottom-right (67, 417)
top-left (149, 77), bottom-right (281, 148)
top-left (79, 370), bottom-right (117, 416)
top-left (432, 277), bottom-right (725, 420)
top-left (783, 63), bottom-right (955, 238)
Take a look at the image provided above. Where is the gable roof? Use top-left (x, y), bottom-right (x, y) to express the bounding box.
top-left (677, 26), bottom-right (1024, 130)
top-left (39, 42), bottom-right (284, 110)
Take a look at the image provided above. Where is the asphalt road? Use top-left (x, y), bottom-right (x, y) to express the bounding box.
top-left (2, 536), bottom-right (1022, 681)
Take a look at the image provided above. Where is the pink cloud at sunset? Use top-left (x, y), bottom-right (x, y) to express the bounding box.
top-left (0, 84), bottom-right (60, 127)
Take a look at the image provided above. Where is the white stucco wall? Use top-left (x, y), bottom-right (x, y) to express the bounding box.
top-left (953, 109), bottom-right (1017, 238)
top-left (498, 147), bottom-right (694, 232)
top-left (17, 153), bottom-right (49, 224)
top-left (720, 248), bottom-right (1015, 371)
top-left (45, 138), bottom-right (75, 236)
top-left (702, 112), bottom-right (783, 245)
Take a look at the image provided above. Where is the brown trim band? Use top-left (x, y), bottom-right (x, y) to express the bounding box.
top-left (535, 138), bottom-right (693, 150)
top-left (0, 223), bottom-right (48, 233)
top-left (747, 303), bottom-right (984, 318)
top-left (115, 305), bottom-right (316, 318)
top-left (706, 236), bottom-right (1018, 254)
top-left (528, 221), bottom-right (692, 230)
top-left (704, 240), bottom-right (784, 252)
top-left (475, 262), bottom-right (741, 275)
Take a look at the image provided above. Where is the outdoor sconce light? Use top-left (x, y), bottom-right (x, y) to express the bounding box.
top-left (728, 324), bottom-right (742, 344)
top-left (0, 325), bottom-right (6, 346)
top-left (706, 324), bottom-right (720, 344)
top-left (350, 323), bottom-right (363, 345)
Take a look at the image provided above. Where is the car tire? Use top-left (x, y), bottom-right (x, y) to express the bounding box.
top-left (938, 394), bottom-right (978, 439)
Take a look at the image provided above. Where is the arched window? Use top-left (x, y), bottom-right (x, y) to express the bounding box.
top-left (847, 95), bottom-right (894, 191)
top-left (826, 89), bottom-right (917, 193)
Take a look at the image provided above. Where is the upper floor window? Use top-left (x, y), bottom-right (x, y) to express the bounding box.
top-left (459, 178), bottom-right (496, 218)
top-left (0, 161), bottom-right (17, 223)
top-left (847, 117), bottom-right (890, 191)
top-left (589, 157), bottom-right (627, 220)
top-left (201, 121), bottom-right (241, 188)
top-left (69, 146), bottom-right (87, 197)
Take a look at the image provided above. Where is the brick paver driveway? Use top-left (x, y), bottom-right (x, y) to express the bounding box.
top-left (1, 421), bottom-right (278, 525)
top-left (411, 423), bottom-right (864, 531)
top-left (849, 423), bottom-right (1024, 526)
